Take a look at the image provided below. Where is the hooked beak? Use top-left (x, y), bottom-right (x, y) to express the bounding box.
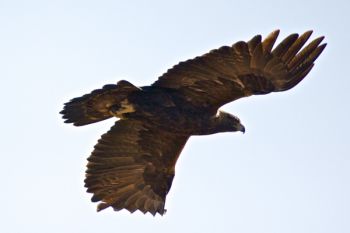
top-left (238, 123), bottom-right (245, 134)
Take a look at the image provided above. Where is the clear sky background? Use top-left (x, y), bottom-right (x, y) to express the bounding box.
top-left (1, 0), bottom-right (349, 232)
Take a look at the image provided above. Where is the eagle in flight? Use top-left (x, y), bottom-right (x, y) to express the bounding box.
top-left (60, 30), bottom-right (326, 216)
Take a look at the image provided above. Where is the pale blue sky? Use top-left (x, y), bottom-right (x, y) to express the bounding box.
top-left (1, 0), bottom-right (349, 232)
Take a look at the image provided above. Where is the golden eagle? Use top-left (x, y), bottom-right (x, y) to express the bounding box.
top-left (60, 30), bottom-right (326, 215)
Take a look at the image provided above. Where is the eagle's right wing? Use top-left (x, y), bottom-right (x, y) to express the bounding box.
top-left (85, 119), bottom-right (189, 215)
top-left (153, 30), bottom-right (326, 113)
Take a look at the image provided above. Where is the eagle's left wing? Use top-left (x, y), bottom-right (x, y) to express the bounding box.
top-left (85, 119), bottom-right (189, 215)
top-left (152, 30), bottom-right (326, 112)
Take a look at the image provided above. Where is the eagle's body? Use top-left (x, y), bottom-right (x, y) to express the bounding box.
top-left (111, 83), bottom-right (242, 135)
top-left (61, 30), bottom-right (326, 215)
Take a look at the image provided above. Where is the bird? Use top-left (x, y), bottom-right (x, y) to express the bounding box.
top-left (60, 30), bottom-right (326, 216)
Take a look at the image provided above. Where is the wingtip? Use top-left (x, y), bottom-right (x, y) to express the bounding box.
top-left (270, 29), bottom-right (280, 36)
top-left (268, 29), bottom-right (280, 40)
top-left (300, 31), bottom-right (326, 46)
top-left (314, 35), bottom-right (325, 44)
top-left (300, 30), bottom-right (313, 41)
top-left (303, 30), bottom-right (313, 36)
top-left (97, 202), bottom-right (110, 212)
top-left (319, 43), bottom-right (327, 50)
top-left (262, 30), bottom-right (280, 52)
top-left (320, 36), bottom-right (326, 43)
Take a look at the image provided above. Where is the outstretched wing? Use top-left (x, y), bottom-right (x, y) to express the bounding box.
top-left (153, 30), bottom-right (326, 111)
top-left (84, 119), bottom-right (189, 215)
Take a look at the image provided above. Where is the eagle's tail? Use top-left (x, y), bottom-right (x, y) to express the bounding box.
top-left (60, 80), bottom-right (139, 126)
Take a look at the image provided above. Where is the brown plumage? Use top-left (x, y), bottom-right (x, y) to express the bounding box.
top-left (60, 30), bottom-right (326, 216)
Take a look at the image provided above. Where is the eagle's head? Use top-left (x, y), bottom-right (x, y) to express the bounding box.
top-left (216, 110), bottom-right (245, 133)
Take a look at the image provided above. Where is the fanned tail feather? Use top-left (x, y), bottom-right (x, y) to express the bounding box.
top-left (60, 80), bottom-right (139, 126)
